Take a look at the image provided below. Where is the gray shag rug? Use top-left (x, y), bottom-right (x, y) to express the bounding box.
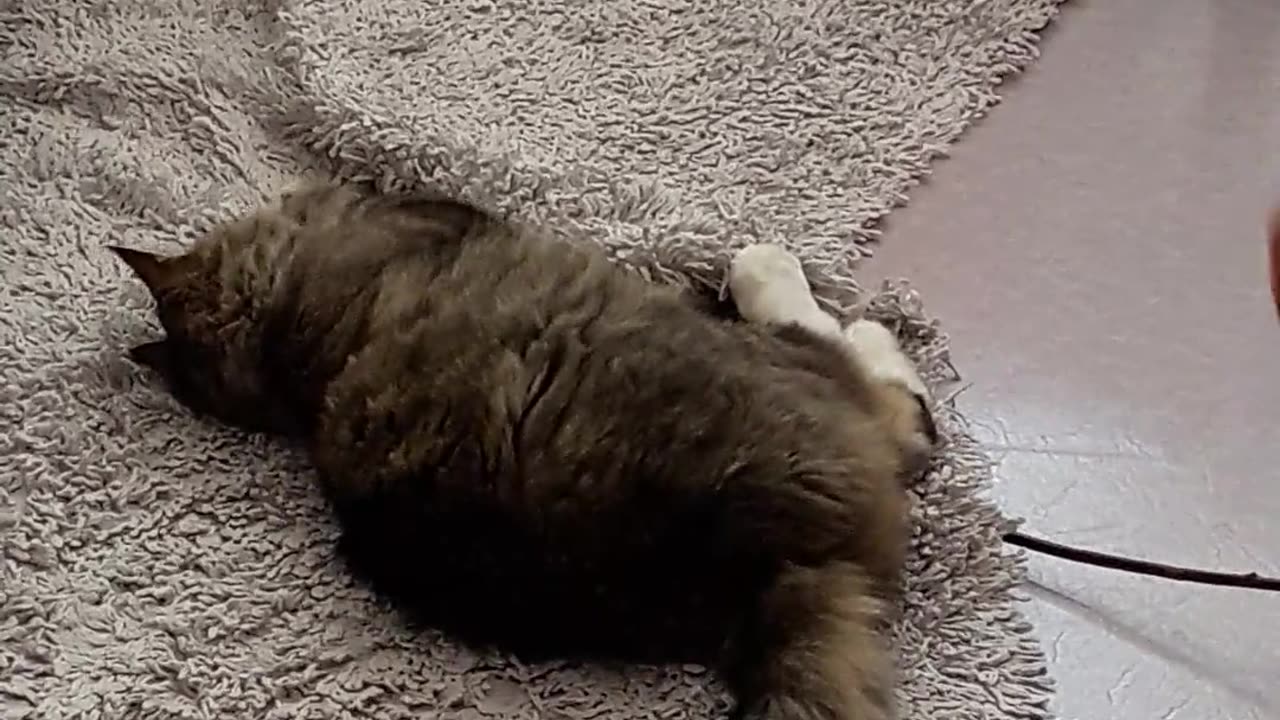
top-left (1, 1), bottom-right (1064, 718)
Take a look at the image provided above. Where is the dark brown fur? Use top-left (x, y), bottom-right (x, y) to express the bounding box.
top-left (111, 182), bottom-right (931, 720)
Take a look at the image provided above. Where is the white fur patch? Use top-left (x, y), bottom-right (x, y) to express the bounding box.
top-left (843, 319), bottom-right (929, 400)
top-left (729, 245), bottom-right (930, 403)
top-left (728, 244), bottom-right (843, 339)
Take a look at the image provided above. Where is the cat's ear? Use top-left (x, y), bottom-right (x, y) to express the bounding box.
top-left (128, 340), bottom-right (172, 373)
top-left (108, 246), bottom-right (183, 296)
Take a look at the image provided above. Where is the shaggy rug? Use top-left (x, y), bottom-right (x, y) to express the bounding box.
top-left (1, 1), bottom-right (1064, 718)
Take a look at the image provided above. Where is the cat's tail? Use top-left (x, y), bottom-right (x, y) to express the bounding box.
top-left (725, 562), bottom-right (898, 720)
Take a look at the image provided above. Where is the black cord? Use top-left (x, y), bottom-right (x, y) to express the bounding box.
top-left (1004, 531), bottom-right (1280, 592)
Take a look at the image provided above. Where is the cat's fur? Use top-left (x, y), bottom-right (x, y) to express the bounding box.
top-left (110, 182), bottom-right (937, 720)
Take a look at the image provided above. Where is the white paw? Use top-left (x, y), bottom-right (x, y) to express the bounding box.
top-left (729, 245), bottom-right (842, 338)
top-left (843, 319), bottom-right (929, 400)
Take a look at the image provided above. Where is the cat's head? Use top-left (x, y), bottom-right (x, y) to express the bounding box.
top-left (110, 216), bottom-right (287, 432)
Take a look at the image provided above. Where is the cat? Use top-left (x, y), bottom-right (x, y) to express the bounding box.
top-left (110, 181), bottom-right (937, 720)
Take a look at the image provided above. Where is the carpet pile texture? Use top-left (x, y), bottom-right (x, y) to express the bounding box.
top-left (1, 1), bottom-right (1064, 718)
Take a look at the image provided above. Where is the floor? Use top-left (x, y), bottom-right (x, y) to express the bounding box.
top-left (863, 0), bottom-right (1280, 717)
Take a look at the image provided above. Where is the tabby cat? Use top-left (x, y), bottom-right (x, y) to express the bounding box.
top-left (110, 182), bottom-right (937, 720)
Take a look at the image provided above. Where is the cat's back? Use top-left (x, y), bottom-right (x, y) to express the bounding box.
top-left (318, 204), bottom-right (899, 531)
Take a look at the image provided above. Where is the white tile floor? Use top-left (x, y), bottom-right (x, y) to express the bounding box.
top-left (863, 0), bottom-right (1280, 717)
